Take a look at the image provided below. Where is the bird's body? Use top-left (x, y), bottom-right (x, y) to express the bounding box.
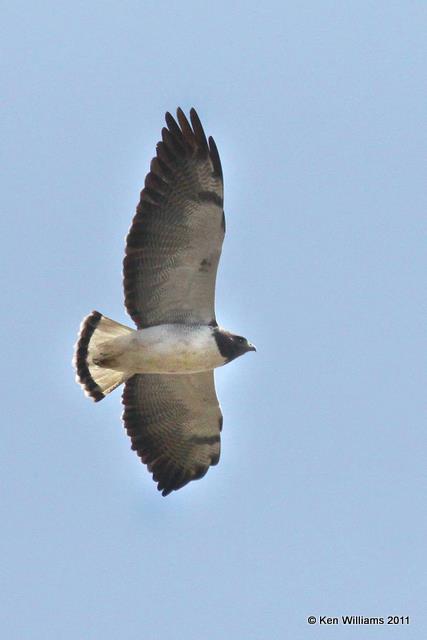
top-left (74, 108), bottom-right (255, 496)
top-left (91, 323), bottom-right (231, 374)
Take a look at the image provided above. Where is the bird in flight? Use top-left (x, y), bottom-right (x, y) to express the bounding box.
top-left (74, 108), bottom-right (255, 496)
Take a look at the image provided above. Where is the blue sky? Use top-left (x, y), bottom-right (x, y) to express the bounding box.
top-left (1, 2), bottom-right (426, 638)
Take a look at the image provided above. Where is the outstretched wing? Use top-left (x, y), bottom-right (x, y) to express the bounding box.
top-left (122, 372), bottom-right (223, 496)
top-left (124, 108), bottom-right (225, 328)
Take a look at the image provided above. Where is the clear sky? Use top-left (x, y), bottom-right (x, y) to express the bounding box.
top-left (1, 2), bottom-right (426, 638)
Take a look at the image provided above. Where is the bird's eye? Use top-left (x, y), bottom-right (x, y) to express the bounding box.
top-left (237, 336), bottom-right (245, 343)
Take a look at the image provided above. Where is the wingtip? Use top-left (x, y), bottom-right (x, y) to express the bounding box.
top-left (164, 110), bottom-right (173, 125)
top-left (208, 135), bottom-right (223, 179)
top-left (189, 108), bottom-right (208, 148)
top-left (166, 107), bottom-right (190, 125)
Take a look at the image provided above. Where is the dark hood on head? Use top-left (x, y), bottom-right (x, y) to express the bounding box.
top-left (213, 328), bottom-right (254, 363)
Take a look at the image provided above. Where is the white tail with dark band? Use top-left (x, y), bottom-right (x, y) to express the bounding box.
top-left (73, 311), bottom-right (133, 401)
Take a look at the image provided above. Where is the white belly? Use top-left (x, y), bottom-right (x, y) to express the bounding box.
top-left (106, 324), bottom-right (223, 374)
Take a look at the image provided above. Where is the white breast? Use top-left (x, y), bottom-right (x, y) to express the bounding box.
top-left (115, 324), bottom-right (223, 374)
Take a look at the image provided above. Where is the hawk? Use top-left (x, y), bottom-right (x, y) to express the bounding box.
top-left (73, 108), bottom-right (255, 496)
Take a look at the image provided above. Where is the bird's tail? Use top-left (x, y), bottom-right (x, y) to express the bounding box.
top-left (73, 311), bottom-right (134, 402)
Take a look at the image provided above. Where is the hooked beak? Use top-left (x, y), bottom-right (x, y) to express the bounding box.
top-left (247, 342), bottom-right (257, 352)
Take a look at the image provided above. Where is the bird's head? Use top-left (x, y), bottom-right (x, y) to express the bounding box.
top-left (213, 328), bottom-right (256, 363)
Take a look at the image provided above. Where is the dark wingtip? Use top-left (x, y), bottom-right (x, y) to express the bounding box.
top-left (74, 311), bottom-right (105, 402)
top-left (165, 111), bottom-right (181, 138)
top-left (208, 136), bottom-right (223, 180)
top-left (162, 108), bottom-right (222, 178)
top-left (189, 108), bottom-right (208, 150)
top-left (176, 107), bottom-right (194, 145)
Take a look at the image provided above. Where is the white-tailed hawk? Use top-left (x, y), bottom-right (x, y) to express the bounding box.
top-left (74, 108), bottom-right (255, 496)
